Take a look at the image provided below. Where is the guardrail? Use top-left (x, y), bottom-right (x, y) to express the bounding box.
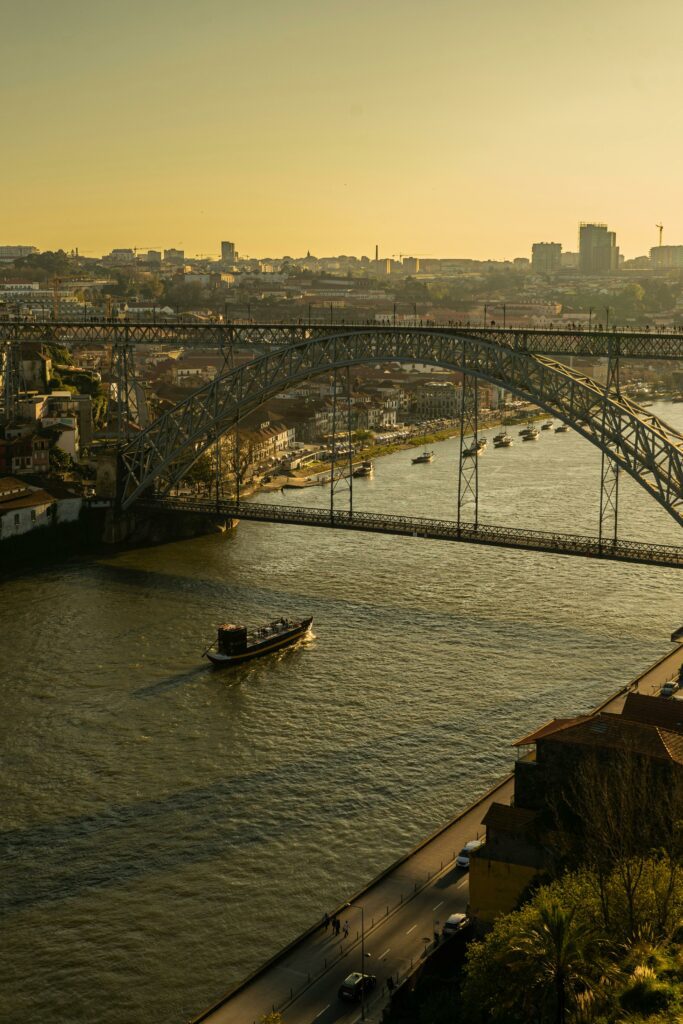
top-left (141, 498), bottom-right (683, 569)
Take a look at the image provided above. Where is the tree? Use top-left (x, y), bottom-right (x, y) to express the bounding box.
top-left (505, 895), bottom-right (603, 1024)
top-left (548, 746), bottom-right (683, 939)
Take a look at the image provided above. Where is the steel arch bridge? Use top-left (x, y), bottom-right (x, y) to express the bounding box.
top-left (118, 328), bottom-right (683, 528)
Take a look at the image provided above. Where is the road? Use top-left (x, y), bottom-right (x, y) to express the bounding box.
top-left (191, 642), bottom-right (683, 1024)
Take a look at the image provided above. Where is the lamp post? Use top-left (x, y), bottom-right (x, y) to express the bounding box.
top-left (605, 305), bottom-right (610, 330)
top-left (344, 901), bottom-right (366, 1020)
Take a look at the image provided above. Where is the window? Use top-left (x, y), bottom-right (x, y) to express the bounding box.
top-left (31, 510), bottom-right (36, 523)
top-left (14, 513), bottom-right (20, 526)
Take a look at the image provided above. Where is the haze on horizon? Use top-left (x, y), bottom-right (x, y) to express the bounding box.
top-left (3, 0), bottom-right (682, 261)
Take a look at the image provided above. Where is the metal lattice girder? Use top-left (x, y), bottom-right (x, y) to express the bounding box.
top-left (329, 366), bottom-right (353, 517)
top-left (0, 340), bottom-right (21, 425)
top-left (7, 320), bottom-right (683, 360)
top-left (106, 344), bottom-right (150, 438)
top-left (599, 340), bottom-right (621, 543)
top-left (119, 330), bottom-right (683, 527)
top-left (140, 495), bottom-right (683, 571)
top-left (458, 372), bottom-right (479, 528)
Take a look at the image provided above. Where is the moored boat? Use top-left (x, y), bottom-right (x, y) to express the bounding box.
top-left (494, 434), bottom-right (513, 448)
top-left (493, 431), bottom-right (507, 443)
top-left (412, 451), bottom-right (434, 464)
top-left (522, 427), bottom-right (540, 441)
top-left (205, 616), bottom-right (313, 666)
top-left (462, 444), bottom-right (480, 457)
top-left (555, 423), bottom-right (570, 433)
top-left (353, 460), bottom-right (374, 478)
top-left (541, 420), bottom-right (554, 430)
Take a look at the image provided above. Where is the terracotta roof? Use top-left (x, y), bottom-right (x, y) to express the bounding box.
top-left (513, 716), bottom-right (590, 747)
top-left (544, 712), bottom-right (683, 766)
top-left (0, 487), bottom-right (53, 511)
top-left (481, 803), bottom-right (539, 832)
top-left (621, 692), bottom-right (683, 734)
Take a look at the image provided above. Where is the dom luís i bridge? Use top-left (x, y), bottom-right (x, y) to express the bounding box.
top-left (3, 320), bottom-right (683, 568)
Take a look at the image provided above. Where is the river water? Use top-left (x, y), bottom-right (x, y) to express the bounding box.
top-left (2, 402), bottom-right (682, 1024)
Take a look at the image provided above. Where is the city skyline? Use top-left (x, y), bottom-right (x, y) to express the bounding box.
top-left (4, 0), bottom-right (683, 260)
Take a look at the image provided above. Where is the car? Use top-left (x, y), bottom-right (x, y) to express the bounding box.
top-left (442, 912), bottom-right (470, 937)
top-left (455, 839), bottom-right (484, 868)
top-left (661, 681), bottom-right (679, 697)
top-left (338, 972), bottom-right (377, 1001)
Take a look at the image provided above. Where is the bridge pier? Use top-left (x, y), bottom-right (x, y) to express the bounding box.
top-left (102, 506), bottom-right (235, 546)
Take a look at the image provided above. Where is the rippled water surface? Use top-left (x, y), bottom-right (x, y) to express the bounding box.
top-left (2, 402), bottom-right (682, 1023)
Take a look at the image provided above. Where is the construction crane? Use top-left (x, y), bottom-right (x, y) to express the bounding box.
top-left (133, 245), bottom-right (161, 254)
top-left (656, 224), bottom-right (664, 248)
top-left (392, 252), bottom-right (431, 260)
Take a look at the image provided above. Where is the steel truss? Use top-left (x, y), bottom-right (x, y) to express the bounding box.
top-left (599, 339), bottom-right (621, 544)
top-left (6, 320), bottom-right (683, 360)
top-left (141, 496), bottom-right (683, 571)
top-left (329, 365), bottom-right (353, 517)
top-left (106, 344), bottom-right (149, 438)
top-left (119, 332), bottom-right (683, 532)
top-left (458, 370), bottom-right (479, 527)
top-left (0, 341), bottom-right (21, 425)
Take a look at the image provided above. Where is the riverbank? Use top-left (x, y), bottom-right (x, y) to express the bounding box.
top-left (253, 408), bottom-right (542, 493)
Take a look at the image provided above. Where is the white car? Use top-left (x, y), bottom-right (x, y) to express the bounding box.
top-left (442, 912), bottom-right (469, 937)
top-left (456, 839), bottom-right (484, 869)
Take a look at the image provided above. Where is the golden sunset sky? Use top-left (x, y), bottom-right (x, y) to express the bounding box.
top-left (3, 0), bottom-right (682, 259)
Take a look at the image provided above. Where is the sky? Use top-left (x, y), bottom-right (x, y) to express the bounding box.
top-left (2, 0), bottom-right (683, 260)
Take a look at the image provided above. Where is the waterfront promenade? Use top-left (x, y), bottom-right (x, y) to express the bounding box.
top-left (190, 641), bottom-right (683, 1024)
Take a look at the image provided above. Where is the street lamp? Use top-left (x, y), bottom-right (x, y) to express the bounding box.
top-left (605, 306), bottom-right (610, 330)
top-left (344, 901), bottom-right (367, 1020)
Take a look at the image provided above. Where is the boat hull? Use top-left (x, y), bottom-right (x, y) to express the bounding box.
top-left (206, 618), bottom-right (313, 667)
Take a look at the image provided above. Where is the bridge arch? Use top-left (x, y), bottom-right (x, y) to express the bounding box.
top-left (119, 328), bottom-right (683, 525)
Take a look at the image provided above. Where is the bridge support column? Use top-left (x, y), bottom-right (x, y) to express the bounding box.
top-left (457, 372), bottom-right (479, 530)
top-left (107, 341), bottom-right (149, 439)
top-left (598, 339), bottom-right (620, 546)
top-left (330, 365), bottom-right (353, 520)
top-left (0, 340), bottom-right (21, 427)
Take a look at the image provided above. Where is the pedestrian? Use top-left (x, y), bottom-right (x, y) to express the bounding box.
top-left (334, 917), bottom-right (341, 936)
top-left (343, 919), bottom-right (350, 939)
top-left (322, 912), bottom-right (329, 931)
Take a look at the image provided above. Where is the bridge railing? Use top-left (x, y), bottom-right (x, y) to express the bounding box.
top-left (141, 497), bottom-right (683, 569)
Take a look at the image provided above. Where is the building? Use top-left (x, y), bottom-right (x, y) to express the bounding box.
top-left (0, 245), bottom-right (38, 262)
top-left (650, 245), bottom-right (683, 270)
top-left (468, 692), bottom-right (683, 926)
top-left (579, 223), bottom-right (619, 274)
top-left (221, 241), bottom-right (236, 264)
top-left (0, 476), bottom-right (82, 541)
top-left (531, 242), bottom-right (562, 273)
top-left (411, 381), bottom-right (462, 419)
top-left (163, 248), bottom-right (185, 264)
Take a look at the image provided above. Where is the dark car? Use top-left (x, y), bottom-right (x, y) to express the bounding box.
top-left (338, 972), bottom-right (377, 1001)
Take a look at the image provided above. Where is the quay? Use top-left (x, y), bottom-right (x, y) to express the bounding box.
top-left (189, 641), bottom-right (683, 1024)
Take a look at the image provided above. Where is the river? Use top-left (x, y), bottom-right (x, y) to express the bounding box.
top-left (2, 402), bottom-right (682, 1024)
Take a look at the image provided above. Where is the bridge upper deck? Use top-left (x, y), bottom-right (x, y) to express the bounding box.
top-left (3, 320), bottom-right (683, 359)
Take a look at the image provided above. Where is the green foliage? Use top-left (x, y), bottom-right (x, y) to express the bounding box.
top-left (49, 445), bottom-right (73, 472)
top-left (460, 863), bottom-right (683, 1024)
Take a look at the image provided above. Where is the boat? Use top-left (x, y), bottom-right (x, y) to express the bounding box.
top-left (494, 433), bottom-right (513, 448)
top-left (541, 421), bottom-right (554, 430)
top-left (412, 451), bottom-right (434, 464)
top-left (522, 427), bottom-right (540, 441)
top-left (205, 616), bottom-right (313, 666)
top-left (493, 431), bottom-right (507, 443)
top-left (476, 437), bottom-right (487, 451)
top-left (462, 444), bottom-right (480, 457)
top-left (353, 460), bottom-right (374, 478)
top-left (555, 424), bottom-right (570, 433)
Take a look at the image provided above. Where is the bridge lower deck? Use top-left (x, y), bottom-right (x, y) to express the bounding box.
top-left (141, 497), bottom-right (683, 569)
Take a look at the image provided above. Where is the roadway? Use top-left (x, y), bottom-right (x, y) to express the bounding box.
top-left (190, 642), bottom-right (683, 1024)
top-left (144, 498), bottom-right (683, 570)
